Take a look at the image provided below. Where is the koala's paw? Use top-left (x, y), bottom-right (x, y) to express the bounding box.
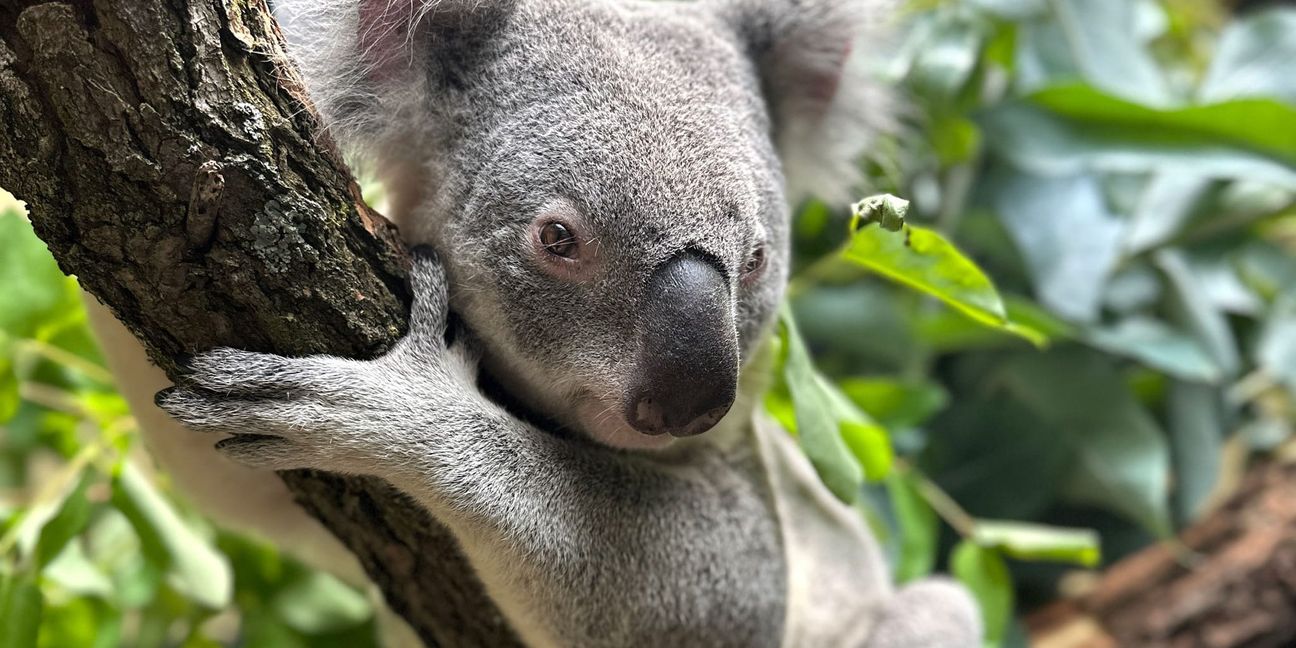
top-left (154, 348), bottom-right (384, 472)
top-left (156, 247), bottom-right (458, 474)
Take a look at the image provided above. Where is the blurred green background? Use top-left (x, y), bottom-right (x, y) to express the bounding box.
top-left (3, 0), bottom-right (1295, 646)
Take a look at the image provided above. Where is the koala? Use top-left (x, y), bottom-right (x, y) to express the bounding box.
top-left (85, 0), bottom-right (984, 646)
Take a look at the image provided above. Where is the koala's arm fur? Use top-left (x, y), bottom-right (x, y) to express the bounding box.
top-left (158, 250), bottom-right (979, 648)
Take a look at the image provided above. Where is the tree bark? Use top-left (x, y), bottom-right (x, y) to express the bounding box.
top-left (1029, 460), bottom-right (1296, 648)
top-left (0, 1), bottom-right (519, 645)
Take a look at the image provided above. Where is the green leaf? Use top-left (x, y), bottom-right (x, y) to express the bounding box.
top-left (986, 169), bottom-right (1123, 323)
top-left (778, 310), bottom-right (863, 501)
top-left (1029, 84), bottom-right (1296, 163)
top-left (34, 473), bottom-right (93, 569)
top-left (1156, 250), bottom-right (1242, 378)
top-left (778, 308), bottom-right (895, 501)
top-left (951, 541), bottom-right (1013, 647)
top-left (0, 212), bottom-right (80, 340)
top-left (970, 520), bottom-right (1100, 567)
top-left (1167, 381), bottom-right (1223, 522)
top-left (978, 102), bottom-right (1296, 188)
top-left (843, 205), bottom-right (1045, 346)
top-left (1004, 349), bottom-right (1173, 536)
top-left (839, 378), bottom-right (949, 429)
top-left (1200, 9), bottom-right (1296, 104)
top-left (273, 571), bottom-right (372, 634)
top-left (886, 472), bottom-right (938, 583)
top-left (1084, 317), bottom-right (1222, 383)
top-left (1256, 296), bottom-right (1296, 396)
top-left (1012, 0), bottom-right (1169, 104)
top-left (0, 354), bottom-right (18, 423)
top-left (0, 569), bottom-right (43, 648)
top-left (111, 463), bottom-right (232, 609)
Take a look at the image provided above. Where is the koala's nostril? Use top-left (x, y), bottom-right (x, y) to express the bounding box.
top-left (625, 385), bottom-right (735, 438)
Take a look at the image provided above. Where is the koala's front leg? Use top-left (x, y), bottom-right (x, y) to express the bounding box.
top-left (158, 249), bottom-right (785, 648)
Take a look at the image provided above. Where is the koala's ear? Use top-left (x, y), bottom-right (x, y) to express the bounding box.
top-left (275, 0), bottom-right (515, 158)
top-left (712, 0), bottom-right (897, 205)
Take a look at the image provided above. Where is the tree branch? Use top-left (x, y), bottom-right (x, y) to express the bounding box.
top-left (0, 1), bottom-right (518, 644)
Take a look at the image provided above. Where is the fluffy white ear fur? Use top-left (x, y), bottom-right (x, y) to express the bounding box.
top-left (273, 0), bottom-right (506, 163)
top-left (714, 0), bottom-right (899, 206)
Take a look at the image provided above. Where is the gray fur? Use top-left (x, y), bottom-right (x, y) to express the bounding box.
top-left (159, 1), bottom-right (982, 646)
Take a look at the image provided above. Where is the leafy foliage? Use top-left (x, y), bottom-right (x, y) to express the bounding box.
top-left (780, 0), bottom-right (1296, 644)
top-left (1, 1), bottom-right (1294, 646)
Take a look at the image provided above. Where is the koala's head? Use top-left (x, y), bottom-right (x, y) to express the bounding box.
top-left (278, 0), bottom-right (890, 449)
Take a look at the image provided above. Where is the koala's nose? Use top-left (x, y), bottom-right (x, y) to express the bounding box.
top-left (625, 252), bottom-right (739, 437)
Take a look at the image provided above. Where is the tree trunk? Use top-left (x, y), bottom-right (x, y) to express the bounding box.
top-left (1029, 459), bottom-right (1296, 648)
top-left (0, 1), bottom-right (519, 645)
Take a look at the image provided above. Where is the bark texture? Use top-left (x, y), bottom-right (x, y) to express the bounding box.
top-left (1029, 460), bottom-right (1296, 648)
top-left (0, 1), bottom-right (519, 645)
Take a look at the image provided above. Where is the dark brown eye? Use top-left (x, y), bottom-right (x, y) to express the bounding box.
top-left (539, 222), bottom-right (579, 259)
top-left (742, 245), bottom-right (766, 278)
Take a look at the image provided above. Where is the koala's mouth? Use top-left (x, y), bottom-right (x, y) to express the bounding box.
top-left (476, 365), bottom-right (679, 451)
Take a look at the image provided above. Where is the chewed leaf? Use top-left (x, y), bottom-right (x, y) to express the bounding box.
top-left (844, 198), bottom-right (1046, 347)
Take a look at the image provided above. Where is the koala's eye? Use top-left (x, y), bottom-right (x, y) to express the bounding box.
top-left (742, 244), bottom-right (766, 279)
top-left (539, 222), bottom-right (579, 259)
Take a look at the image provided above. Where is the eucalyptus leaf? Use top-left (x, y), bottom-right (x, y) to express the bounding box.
top-left (887, 472), bottom-right (938, 583)
top-left (1156, 250), bottom-right (1242, 378)
top-left (971, 520), bottom-right (1100, 567)
top-left (111, 463), bottom-right (232, 610)
top-left (843, 207), bottom-right (1045, 345)
top-left (951, 541), bottom-right (1013, 647)
top-left (0, 569), bottom-right (43, 648)
top-left (1256, 296), bottom-right (1296, 395)
top-left (979, 102), bottom-right (1296, 188)
top-left (987, 169), bottom-right (1123, 323)
top-left (777, 309), bottom-right (863, 502)
top-left (1030, 84), bottom-right (1296, 163)
top-left (1084, 318), bottom-right (1222, 383)
top-left (1200, 8), bottom-right (1296, 104)
top-left (1167, 381), bottom-right (1223, 522)
top-left (1003, 350), bottom-right (1172, 536)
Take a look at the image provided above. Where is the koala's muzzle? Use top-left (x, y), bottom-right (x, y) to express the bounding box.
top-left (626, 252), bottom-right (739, 437)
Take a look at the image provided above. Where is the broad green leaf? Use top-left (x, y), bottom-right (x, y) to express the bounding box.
top-left (1004, 349), bottom-right (1172, 536)
top-left (1084, 318), bottom-right (1222, 383)
top-left (0, 354), bottom-right (18, 423)
top-left (970, 520), bottom-right (1100, 567)
top-left (843, 209), bottom-right (1044, 346)
top-left (1256, 296), bottom-right (1296, 396)
top-left (1124, 173), bottom-right (1212, 254)
top-left (1156, 250), bottom-right (1241, 378)
top-left (886, 472), bottom-right (938, 583)
top-left (0, 570), bottom-right (43, 648)
top-left (43, 540), bottom-right (114, 599)
top-left (839, 378), bottom-right (948, 429)
top-left (273, 571), bottom-right (372, 634)
top-left (905, 13), bottom-right (984, 102)
top-left (35, 473), bottom-right (93, 568)
top-left (1030, 84), bottom-right (1296, 163)
top-left (1015, 0), bottom-right (1169, 104)
top-left (986, 169), bottom-right (1123, 323)
top-left (0, 212), bottom-right (80, 339)
top-left (951, 541), bottom-right (1013, 647)
top-left (978, 102), bottom-right (1296, 188)
top-left (1200, 9), bottom-right (1296, 104)
top-left (778, 310), bottom-right (862, 502)
top-left (1167, 382), bottom-right (1223, 522)
top-left (778, 308), bottom-right (894, 501)
top-left (111, 463), bottom-right (232, 609)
